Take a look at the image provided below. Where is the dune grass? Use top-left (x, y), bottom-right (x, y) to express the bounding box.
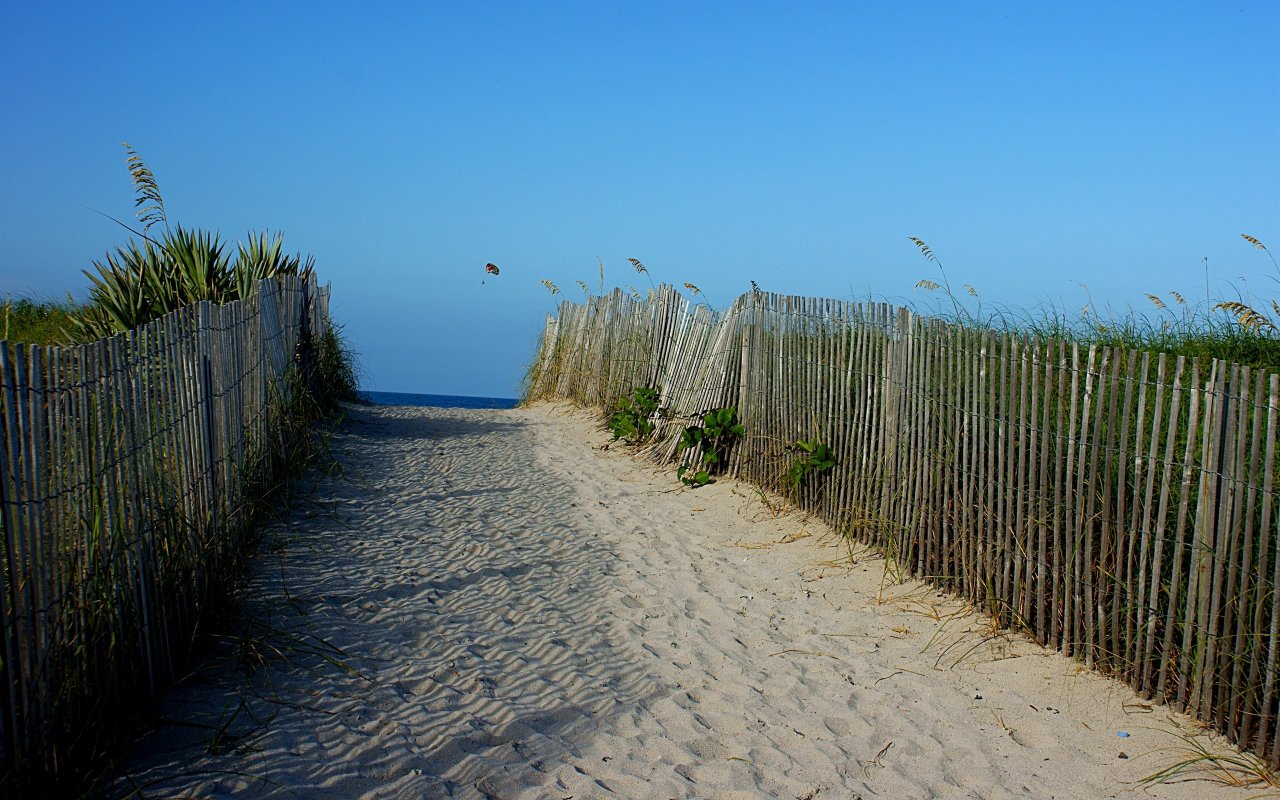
top-left (906, 234), bottom-right (1280, 370)
top-left (1, 295), bottom-right (89, 345)
top-left (543, 234), bottom-right (1280, 372)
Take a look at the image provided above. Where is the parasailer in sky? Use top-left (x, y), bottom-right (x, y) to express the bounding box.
top-left (483, 262), bottom-right (500, 284)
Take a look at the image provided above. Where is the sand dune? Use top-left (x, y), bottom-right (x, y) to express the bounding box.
top-left (114, 402), bottom-right (1267, 799)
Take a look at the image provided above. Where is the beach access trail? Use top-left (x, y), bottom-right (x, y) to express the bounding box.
top-left (117, 403), bottom-right (1261, 800)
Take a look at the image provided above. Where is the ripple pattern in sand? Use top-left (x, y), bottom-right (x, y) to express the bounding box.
top-left (118, 404), bottom-right (655, 799)
top-left (116, 403), bottom-right (1260, 800)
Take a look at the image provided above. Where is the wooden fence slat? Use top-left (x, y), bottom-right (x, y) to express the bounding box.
top-left (996, 335), bottom-right (1015, 617)
top-left (910, 313), bottom-right (934, 572)
top-left (918, 319), bottom-right (941, 579)
top-left (964, 325), bottom-right (977, 599)
top-left (0, 343), bottom-right (29, 754)
top-left (1223, 369), bottom-right (1262, 737)
top-left (1062, 344), bottom-right (1085, 655)
top-left (1141, 355), bottom-right (1183, 695)
top-left (1196, 364), bottom-right (1240, 718)
top-left (1239, 371), bottom-right (1269, 747)
top-left (1081, 347), bottom-right (1110, 667)
top-left (1255, 374), bottom-right (1280, 760)
top-left (834, 301), bottom-right (856, 537)
top-left (1157, 358), bottom-right (1203, 698)
top-left (1097, 350), bottom-right (1124, 670)
top-left (1132, 353), bottom-right (1163, 683)
top-left (1183, 361), bottom-right (1225, 709)
top-left (1032, 340), bottom-right (1052, 642)
top-left (1011, 337), bottom-right (1032, 626)
top-left (1124, 352), bottom-right (1153, 679)
top-left (21, 346), bottom-right (51, 745)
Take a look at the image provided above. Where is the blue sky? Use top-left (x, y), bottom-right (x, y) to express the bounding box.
top-left (2, 1), bottom-right (1277, 397)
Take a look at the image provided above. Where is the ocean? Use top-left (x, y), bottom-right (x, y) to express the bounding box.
top-left (361, 390), bottom-right (519, 410)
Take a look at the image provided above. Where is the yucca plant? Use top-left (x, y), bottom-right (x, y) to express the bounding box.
top-left (71, 143), bottom-right (318, 341)
top-left (166, 225), bottom-right (233, 305)
top-left (74, 228), bottom-right (235, 340)
top-left (234, 231), bottom-right (315, 300)
top-left (74, 238), bottom-right (168, 336)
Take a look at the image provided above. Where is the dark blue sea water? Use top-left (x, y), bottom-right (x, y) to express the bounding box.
top-left (361, 390), bottom-right (519, 410)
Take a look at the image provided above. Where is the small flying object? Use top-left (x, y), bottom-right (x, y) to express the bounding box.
top-left (483, 262), bottom-right (500, 284)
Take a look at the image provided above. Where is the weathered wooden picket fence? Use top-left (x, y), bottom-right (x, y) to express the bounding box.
top-left (0, 276), bottom-right (329, 788)
top-left (526, 283), bottom-right (1280, 766)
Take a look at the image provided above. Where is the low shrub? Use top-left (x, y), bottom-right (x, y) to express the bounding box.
top-left (608, 387), bottom-right (661, 443)
top-left (677, 407), bottom-right (744, 487)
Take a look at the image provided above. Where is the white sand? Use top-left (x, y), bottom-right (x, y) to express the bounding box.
top-left (115, 402), bottom-right (1270, 799)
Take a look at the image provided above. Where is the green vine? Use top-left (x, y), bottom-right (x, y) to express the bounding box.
top-left (676, 407), bottom-right (745, 487)
top-left (784, 438), bottom-right (837, 496)
top-left (608, 386), bottom-right (661, 443)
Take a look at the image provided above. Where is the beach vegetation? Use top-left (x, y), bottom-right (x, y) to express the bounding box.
top-left (312, 322), bottom-right (363, 405)
top-left (608, 386), bottom-right (661, 444)
top-left (908, 235), bottom-right (1280, 370)
top-left (1138, 728), bottom-right (1279, 791)
top-left (1, 295), bottom-right (88, 344)
top-left (626, 257), bottom-right (656, 300)
top-left (69, 143), bottom-right (317, 342)
top-left (677, 407), bottom-right (744, 487)
top-left (783, 438), bottom-right (837, 497)
top-left (683, 282), bottom-right (714, 311)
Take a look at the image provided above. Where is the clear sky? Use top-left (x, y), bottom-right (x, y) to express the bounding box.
top-left (2, 1), bottom-right (1277, 397)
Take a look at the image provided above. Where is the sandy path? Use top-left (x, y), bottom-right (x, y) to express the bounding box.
top-left (115, 403), bottom-right (1266, 799)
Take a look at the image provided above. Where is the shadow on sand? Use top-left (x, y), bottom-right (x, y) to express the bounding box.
top-left (112, 403), bottom-right (660, 799)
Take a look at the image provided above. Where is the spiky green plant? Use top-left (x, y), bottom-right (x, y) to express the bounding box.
top-left (167, 225), bottom-right (233, 304)
top-left (75, 238), bottom-right (168, 335)
top-left (72, 144), bottom-right (320, 341)
top-left (234, 232), bottom-right (315, 300)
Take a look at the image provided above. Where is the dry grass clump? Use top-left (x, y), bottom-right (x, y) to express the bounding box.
top-left (1139, 729), bottom-right (1280, 793)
